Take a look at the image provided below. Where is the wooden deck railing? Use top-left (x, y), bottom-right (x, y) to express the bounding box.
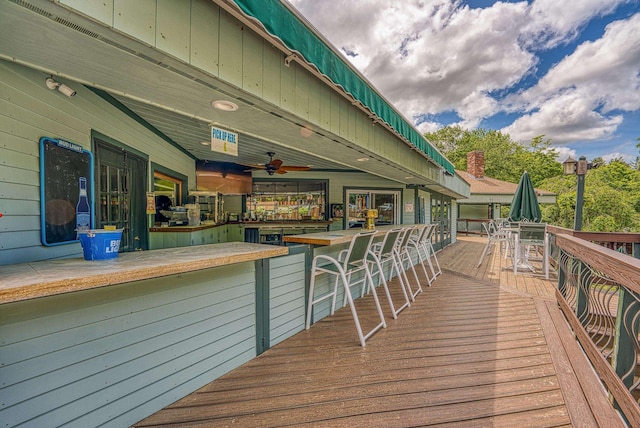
top-left (548, 227), bottom-right (640, 426)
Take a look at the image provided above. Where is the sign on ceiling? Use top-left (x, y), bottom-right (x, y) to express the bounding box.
top-left (210, 126), bottom-right (238, 156)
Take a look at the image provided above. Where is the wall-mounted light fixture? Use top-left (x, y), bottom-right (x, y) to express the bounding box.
top-left (45, 77), bottom-right (76, 97)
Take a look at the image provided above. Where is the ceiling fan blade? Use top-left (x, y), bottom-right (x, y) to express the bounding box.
top-left (280, 165), bottom-right (311, 171)
top-left (237, 162), bottom-right (266, 169)
top-left (275, 169), bottom-right (288, 174)
top-left (268, 159), bottom-right (283, 169)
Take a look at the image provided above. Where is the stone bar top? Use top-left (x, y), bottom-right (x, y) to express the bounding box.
top-left (0, 242), bottom-right (288, 305)
top-left (283, 224), bottom-right (403, 246)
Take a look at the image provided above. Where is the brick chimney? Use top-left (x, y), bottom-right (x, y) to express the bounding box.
top-left (467, 151), bottom-right (485, 179)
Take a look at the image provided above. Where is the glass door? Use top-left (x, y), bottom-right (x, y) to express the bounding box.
top-left (345, 189), bottom-right (400, 228)
top-left (431, 194), bottom-right (451, 250)
top-left (94, 139), bottom-right (148, 252)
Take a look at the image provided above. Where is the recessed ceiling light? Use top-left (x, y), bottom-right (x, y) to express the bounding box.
top-left (404, 176), bottom-right (413, 179)
top-left (211, 100), bottom-right (238, 111)
top-left (356, 157), bottom-right (370, 162)
top-left (200, 141), bottom-right (210, 146)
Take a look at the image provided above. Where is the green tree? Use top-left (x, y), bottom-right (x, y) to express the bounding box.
top-left (426, 126), bottom-right (561, 185)
top-left (540, 160), bottom-right (640, 232)
top-left (427, 125), bottom-right (640, 231)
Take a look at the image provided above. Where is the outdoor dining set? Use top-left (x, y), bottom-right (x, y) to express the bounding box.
top-left (476, 218), bottom-right (550, 280)
top-left (474, 170), bottom-right (550, 279)
top-left (305, 224), bottom-right (442, 347)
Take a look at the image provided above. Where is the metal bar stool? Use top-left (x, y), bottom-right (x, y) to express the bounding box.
top-left (367, 228), bottom-right (411, 318)
top-left (424, 223), bottom-right (442, 276)
top-left (394, 226), bottom-right (423, 301)
top-left (306, 231), bottom-right (386, 347)
top-left (409, 224), bottom-right (437, 285)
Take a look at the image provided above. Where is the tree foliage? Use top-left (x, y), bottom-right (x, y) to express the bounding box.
top-left (426, 126), bottom-right (640, 232)
top-left (425, 126), bottom-right (562, 186)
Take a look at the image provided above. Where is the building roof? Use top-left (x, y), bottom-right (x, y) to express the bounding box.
top-left (456, 170), bottom-right (555, 197)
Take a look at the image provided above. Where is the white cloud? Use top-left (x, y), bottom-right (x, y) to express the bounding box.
top-left (289, 0), bottom-right (533, 125)
top-left (288, 0), bottom-right (639, 159)
top-left (416, 120), bottom-right (442, 135)
top-left (602, 152), bottom-right (635, 163)
top-left (503, 13), bottom-right (640, 144)
top-left (503, 90), bottom-right (624, 144)
top-left (554, 146), bottom-right (577, 162)
top-left (523, 0), bottom-right (628, 48)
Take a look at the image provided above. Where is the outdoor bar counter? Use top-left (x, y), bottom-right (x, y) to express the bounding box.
top-left (283, 224), bottom-right (398, 246)
top-left (0, 242), bottom-right (287, 304)
top-left (0, 242), bottom-right (307, 428)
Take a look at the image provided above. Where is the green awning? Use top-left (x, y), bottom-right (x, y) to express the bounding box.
top-left (232, 0), bottom-right (455, 175)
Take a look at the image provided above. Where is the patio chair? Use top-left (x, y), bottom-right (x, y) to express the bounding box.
top-left (306, 231), bottom-right (386, 347)
top-left (476, 221), bottom-right (511, 267)
top-left (513, 222), bottom-right (549, 279)
top-left (367, 228), bottom-right (411, 318)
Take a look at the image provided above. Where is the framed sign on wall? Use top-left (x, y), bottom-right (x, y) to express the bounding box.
top-left (39, 137), bottom-right (94, 246)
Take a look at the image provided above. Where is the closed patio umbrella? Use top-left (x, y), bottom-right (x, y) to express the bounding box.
top-left (508, 171), bottom-right (542, 222)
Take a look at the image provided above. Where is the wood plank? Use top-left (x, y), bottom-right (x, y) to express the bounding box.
top-left (540, 299), bottom-right (626, 428)
top-left (134, 240), bottom-right (619, 428)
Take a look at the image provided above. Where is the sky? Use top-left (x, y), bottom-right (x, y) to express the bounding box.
top-left (287, 0), bottom-right (640, 164)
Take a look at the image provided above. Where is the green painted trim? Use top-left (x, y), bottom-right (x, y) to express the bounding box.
top-left (88, 87), bottom-right (198, 161)
top-left (412, 187), bottom-right (420, 224)
top-left (232, 0), bottom-right (454, 175)
top-left (91, 130), bottom-right (149, 161)
top-left (255, 258), bottom-right (270, 354)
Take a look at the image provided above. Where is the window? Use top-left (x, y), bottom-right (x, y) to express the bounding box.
top-left (248, 180), bottom-right (327, 221)
top-left (345, 189), bottom-right (401, 228)
top-left (153, 171), bottom-right (183, 207)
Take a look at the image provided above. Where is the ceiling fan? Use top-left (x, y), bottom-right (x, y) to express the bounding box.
top-left (241, 152), bottom-right (311, 175)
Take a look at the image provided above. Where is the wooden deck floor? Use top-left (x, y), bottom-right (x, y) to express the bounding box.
top-left (134, 237), bottom-right (622, 427)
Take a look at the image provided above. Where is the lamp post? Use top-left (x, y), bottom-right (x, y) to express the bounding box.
top-left (563, 156), bottom-right (589, 231)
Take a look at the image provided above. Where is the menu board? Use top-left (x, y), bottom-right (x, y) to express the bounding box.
top-left (39, 137), bottom-right (94, 246)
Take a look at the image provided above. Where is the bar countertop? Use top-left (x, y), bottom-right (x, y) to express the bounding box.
top-left (0, 242), bottom-right (288, 305)
top-left (283, 224), bottom-right (400, 246)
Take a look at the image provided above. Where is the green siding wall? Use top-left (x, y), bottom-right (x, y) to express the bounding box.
top-left (269, 252), bottom-right (306, 346)
top-left (0, 60), bottom-right (194, 265)
top-left (0, 263), bottom-right (256, 427)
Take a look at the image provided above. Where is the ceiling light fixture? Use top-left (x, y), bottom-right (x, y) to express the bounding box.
top-left (356, 157), bottom-right (370, 162)
top-left (45, 77), bottom-right (76, 97)
top-left (211, 100), bottom-right (238, 111)
top-left (200, 141), bottom-right (210, 146)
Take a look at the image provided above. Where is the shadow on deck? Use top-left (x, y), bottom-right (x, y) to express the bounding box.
top-left (134, 237), bottom-right (623, 427)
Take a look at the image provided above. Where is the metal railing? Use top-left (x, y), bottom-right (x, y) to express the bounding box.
top-left (549, 228), bottom-right (640, 426)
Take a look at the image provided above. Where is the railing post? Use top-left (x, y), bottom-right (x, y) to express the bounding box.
top-left (612, 289), bottom-right (640, 389)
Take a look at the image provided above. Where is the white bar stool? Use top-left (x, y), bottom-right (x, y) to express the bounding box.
top-left (368, 228), bottom-right (411, 318)
top-left (394, 226), bottom-right (423, 301)
top-left (409, 224), bottom-right (437, 285)
top-left (306, 231), bottom-right (386, 347)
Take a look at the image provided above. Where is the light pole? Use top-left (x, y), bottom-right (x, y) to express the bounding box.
top-left (563, 156), bottom-right (589, 231)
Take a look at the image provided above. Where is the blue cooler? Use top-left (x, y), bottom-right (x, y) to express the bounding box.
top-left (78, 229), bottom-right (123, 261)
